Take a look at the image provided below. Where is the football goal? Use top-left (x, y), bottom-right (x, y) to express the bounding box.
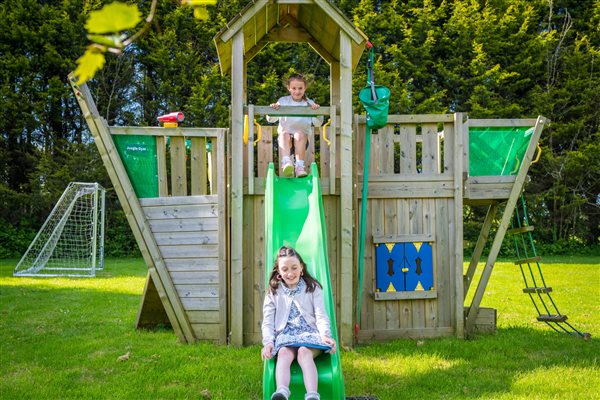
top-left (14, 182), bottom-right (105, 277)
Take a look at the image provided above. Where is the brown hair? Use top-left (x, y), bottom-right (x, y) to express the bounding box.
top-left (285, 73), bottom-right (310, 101)
top-left (267, 246), bottom-right (321, 294)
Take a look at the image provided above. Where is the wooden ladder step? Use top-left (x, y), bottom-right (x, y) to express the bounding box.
top-left (507, 225), bottom-right (535, 235)
top-left (523, 287), bottom-right (552, 294)
top-left (514, 256), bottom-right (542, 265)
top-left (537, 314), bottom-right (568, 322)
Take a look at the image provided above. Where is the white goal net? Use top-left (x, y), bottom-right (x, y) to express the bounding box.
top-left (14, 182), bottom-right (105, 277)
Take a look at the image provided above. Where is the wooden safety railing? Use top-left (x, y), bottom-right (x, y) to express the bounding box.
top-left (109, 126), bottom-right (226, 198)
top-left (243, 105), bottom-right (337, 195)
top-left (354, 113), bottom-right (460, 198)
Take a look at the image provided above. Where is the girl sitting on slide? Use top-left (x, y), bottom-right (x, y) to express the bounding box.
top-left (267, 73), bottom-right (323, 178)
top-left (261, 246), bottom-right (336, 400)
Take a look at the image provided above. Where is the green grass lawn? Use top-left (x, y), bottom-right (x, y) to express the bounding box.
top-left (1, 257), bottom-right (598, 399)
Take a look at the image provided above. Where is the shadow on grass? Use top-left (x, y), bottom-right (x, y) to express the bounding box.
top-left (0, 258), bottom-right (148, 280)
top-left (343, 326), bottom-right (599, 399)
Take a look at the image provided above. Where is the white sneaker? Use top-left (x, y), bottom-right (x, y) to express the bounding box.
top-left (295, 164), bottom-right (307, 177)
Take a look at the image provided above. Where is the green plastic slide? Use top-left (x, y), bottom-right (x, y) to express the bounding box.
top-left (263, 162), bottom-right (345, 400)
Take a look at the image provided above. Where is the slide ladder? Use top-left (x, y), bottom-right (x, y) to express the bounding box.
top-left (509, 195), bottom-right (590, 339)
top-left (263, 163), bottom-right (345, 399)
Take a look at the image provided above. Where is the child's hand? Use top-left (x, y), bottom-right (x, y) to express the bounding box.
top-left (309, 102), bottom-right (320, 110)
top-left (261, 343), bottom-right (274, 360)
top-left (322, 336), bottom-right (336, 353)
top-left (270, 102), bottom-right (280, 109)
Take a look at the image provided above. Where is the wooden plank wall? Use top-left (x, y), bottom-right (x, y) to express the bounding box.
top-left (110, 127), bottom-right (227, 344)
top-left (355, 114), bottom-right (462, 341)
top-left (140, 196), bottom-right (223, 341)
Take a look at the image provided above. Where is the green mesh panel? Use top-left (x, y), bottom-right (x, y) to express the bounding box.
top-left (469, 126), bottom-right (533, 176)
top-left (112, 135), bottom-right (158, 198)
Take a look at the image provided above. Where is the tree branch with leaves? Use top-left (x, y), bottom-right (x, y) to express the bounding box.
top-left (74, 0), bottom-right (216, 84)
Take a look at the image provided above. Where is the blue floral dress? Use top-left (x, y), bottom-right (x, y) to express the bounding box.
top-left (273, 279), bottom-right (331, 356)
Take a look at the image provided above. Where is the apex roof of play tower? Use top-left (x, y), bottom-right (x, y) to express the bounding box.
top-left (213, 0), bottom-right (369, 74)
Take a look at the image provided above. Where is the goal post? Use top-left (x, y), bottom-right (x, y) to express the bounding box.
top-left (14, 182), bottom-right (106, 277)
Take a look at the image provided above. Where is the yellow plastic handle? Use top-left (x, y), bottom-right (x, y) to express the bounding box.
top-left (531, 143), bottom-right (542, 165)
top-left (244, 116), bottom-right (262, 145)
top-left (322, 119), bottom-right (332, 146)
top-left (253, 119), bottom-right (262, 146)
top-left (243, 115), bottom-right (249, 145)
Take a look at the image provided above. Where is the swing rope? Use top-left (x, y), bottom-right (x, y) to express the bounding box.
top-left (355, 43), bottom-right (390, 337)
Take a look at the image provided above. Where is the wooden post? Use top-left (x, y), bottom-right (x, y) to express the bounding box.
top-left (156, 136), bottom-right (168, 196)
top-left (191, 137), bottom-right (208, 195)
top-left (453, 113), bottom-right (465, 339)
top-left (217, 128), bottom-right (228, 343)
top-left (463, 203), bottom-right (499, 297)
top-left (229, 30), bottom-right (245, 346)
top-left (339, 31), bottom-right (354, 347)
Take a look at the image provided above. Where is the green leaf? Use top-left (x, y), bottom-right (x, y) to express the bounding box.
top-left (193, 6), bottom-right (209, 20)
top-left (74, 46), bottom-right (106, 85)
top-left (85, 2), bottom-right (142, 34)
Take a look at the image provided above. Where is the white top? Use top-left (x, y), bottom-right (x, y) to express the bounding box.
top-left (266, 95), bottom-right (324, 135)
top-left (261, 283), bottom-right (331, 347)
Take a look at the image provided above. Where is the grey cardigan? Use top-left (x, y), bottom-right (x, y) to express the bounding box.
top-left (261, 281), bottom-right (331, 347)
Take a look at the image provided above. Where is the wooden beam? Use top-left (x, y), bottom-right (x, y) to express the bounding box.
top-left (217, 128), bottom-right (228, 343)
top-left (229, 30), bottom-right (245, 346)
top-left (219, 0), bottom-right (270, 43)
top-left (69, 74), bottom-right (196, 343)
top-left (244, 40), bottom-right (268, 64)
top-left (110, 127), bottom-right (221, 137)
top-left (190, 137), bottom-right (208, 196)
top-left (372, 234), bottom-right (434, 243)
top-left (265, 23), bottom-right (311, 42)
top-left (170, 137), bottom-right (187, 196)
top-left (467, 118), bottom-right (538, 127)
top-left (463, 203), bottom-right (499, 297)
top-left (248, 106), bottom-right (331, 117)
top-left (156, 136), bottom-right (168, 196)
top-left (453, 112), bottom-right (465, 339)
top-left (356, 114), bottom-right (454, 124)
top-left (374, 291), bottom-right (438, 301)
top-left (339, 31), bottom-right (353, 347)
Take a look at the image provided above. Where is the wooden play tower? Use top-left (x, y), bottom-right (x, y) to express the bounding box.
top-left (69, 0), bottom-right (548, 347)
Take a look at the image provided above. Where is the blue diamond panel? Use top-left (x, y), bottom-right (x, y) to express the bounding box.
top-left (375, 242), bottom-right (434, 293)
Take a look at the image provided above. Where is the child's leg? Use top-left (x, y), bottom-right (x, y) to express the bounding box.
top-left (292, 132), bottom-right (308, 177)
top-left (275, 347), bottom-right (296, 391)
top-left (292, 132), bottom-right (308, 164)
top-left (296, 347), bottom-right (320, 394)
top-left (278, 132), bottom-right (293, 160)
top-left (278, 132), bottom-right (294, 177)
